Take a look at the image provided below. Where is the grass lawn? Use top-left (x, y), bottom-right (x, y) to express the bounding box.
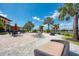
top-left (63, 35), bottom-right (79, 46)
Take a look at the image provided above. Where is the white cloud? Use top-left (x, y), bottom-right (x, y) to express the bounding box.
top-left (43, 24), bottom-right (48, 29)
top-left (50, 10), bottom-right (60, 19)
top-left (32, 16), bottom-right (43, 22)
top-left (0, 11), bottom-right (7, 17)
top-left (43, 24), bottom-right (48, 27)
top-left (59, 22), bottom-right (73, 30)
top-left (33, 25), bottom-right (39, 29)
top-left (0, 14), bottom-right (7, 17)
top-left (59, 19), bottom-right (79, 30)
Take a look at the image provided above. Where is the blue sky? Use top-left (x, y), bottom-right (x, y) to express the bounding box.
top-left (0, 3), bottom-right (74, 30)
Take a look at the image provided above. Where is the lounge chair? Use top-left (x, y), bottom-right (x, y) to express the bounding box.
top-left (34, 40), bottom-right (69, 56)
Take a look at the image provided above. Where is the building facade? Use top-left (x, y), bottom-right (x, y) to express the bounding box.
top-left (0, 16), bottom-right (11, 32)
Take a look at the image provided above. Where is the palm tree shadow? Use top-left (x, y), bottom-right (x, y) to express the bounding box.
top-left (69, 51), bottom-right (79, 56)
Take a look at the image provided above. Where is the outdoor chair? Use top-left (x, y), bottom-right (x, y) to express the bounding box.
top-left (34, 40), bottom-right (69, 56)
top-left (12, 30), bottom-right (18, 37)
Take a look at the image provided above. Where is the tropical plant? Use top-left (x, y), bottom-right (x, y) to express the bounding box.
top-left (0, 20), bottom-right (5, 30)
top-left (53, 24), bottom-right (59, 33)
top-left (39, 25), bottom-right (44, 33)
top-left (58, 3), bottom-right (79, 40)
top-left (32, 29), bottom-right (38, 33)
top-left (23, 21), bottom-right (34, 32)
top-left (44, 17), bottom-right (53, 32)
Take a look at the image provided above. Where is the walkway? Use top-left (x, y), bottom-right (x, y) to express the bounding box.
top-left (0, 33), bottom-right (79, 56)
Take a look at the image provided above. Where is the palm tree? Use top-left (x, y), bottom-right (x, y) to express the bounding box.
top-left (39, 25), bottom-right (44, 33)
top-left (23, 21), bottom-right (34, 32)
top-left (53, 24), bottom-right (59, 33)
top-left (58, 3), bottom-right (79, 40)
top-left (44, 17), bottom-right (53, 32)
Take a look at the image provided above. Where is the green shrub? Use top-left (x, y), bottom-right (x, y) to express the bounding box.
top-left (32, 29), bottom-right (38, 33)
top-left (62, 32), bottom-right (73, 40)
top-left (64, 33), bottom-right (70, 36)
top-left (60, 32), bottom-right (73, 36)
top-left (0, 32), bottom-right (8, 35)
top-left (57, 32), bottom-right (61, 34)
top-left (63, 36), bottom-right (72, 39)
top-left (44, 30), bottom-right (50, 33)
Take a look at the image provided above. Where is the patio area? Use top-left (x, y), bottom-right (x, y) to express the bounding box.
top-left (0, 33), bottom-right (79, 56)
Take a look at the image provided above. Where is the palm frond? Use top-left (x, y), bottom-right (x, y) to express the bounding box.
top-left (58, 7), bottom-right (67, 21)
top-left (44, 17), bottom-right (53, 24)
top-left (65, 14), bottom-right (70, 21)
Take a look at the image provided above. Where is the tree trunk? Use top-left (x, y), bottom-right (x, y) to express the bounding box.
top-left (73, 14), bottom-right (79, 40)
top-left (48, 24), bottom-right (50, 32)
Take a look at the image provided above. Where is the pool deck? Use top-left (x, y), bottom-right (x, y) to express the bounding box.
top-left (0, 33), bottom-right (79, 56)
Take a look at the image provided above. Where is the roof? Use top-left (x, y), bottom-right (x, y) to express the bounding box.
top-left (0, 15), bottom-right (12, 21)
